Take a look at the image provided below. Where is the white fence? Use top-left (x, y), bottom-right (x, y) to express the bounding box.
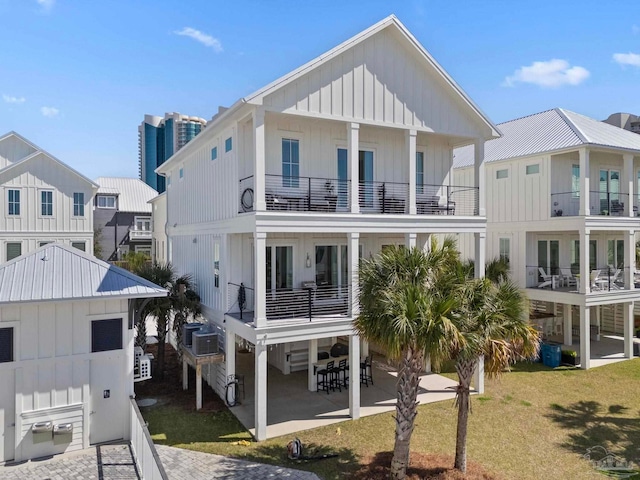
top-left (129, 396), bottom-right (169, 480)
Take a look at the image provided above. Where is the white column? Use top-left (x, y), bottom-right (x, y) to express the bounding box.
top-left (254, 341), bottom-right (267, 441)
top-left (579, 305), bottom-right (591, 369)
top-left (474, 140), bottom-right (486, 217)
top-left (254, 232), bottom-right (267, 327)
top-left (579, 229), bottom-right (590, 294)
top-left (349, 232), bottom-right (360, 317)
top-left (196, 364), bottom-right (202, 410)
top-left (624, 153), bottom-right (634, 217)
top-left (349, 334), bottom-right (361, 419)
top-left (253, 108), bottom-right (266, 212)
top-left (348, 123), bottom-right (360, 213)
top-left (405, 232), bottom-right (417, 249)
top-left (472, 356), bottom-right (485, 394)
top-left (563, 304), bottom-right (572, 346)
top-left (623, 302), bottom-right (634, 358)
top-left (579, 148), bottom-right (590, 216)
top-left (225, 328), bottom-right (236, 387)
top-left (625, 229), bottom-right (635, 290)
top-left (407, 129), bottom-right (417, 215)
top-left (308, 338), bottom-right (318, 391)
top-left (474, 231), bottom-right (486, 278)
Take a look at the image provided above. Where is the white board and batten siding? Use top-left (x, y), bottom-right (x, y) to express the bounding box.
top-left (0, 299), bottom-right (131, 462)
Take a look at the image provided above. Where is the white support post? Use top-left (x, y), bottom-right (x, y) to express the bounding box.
top-left (225, 328), bottom-right (236, 389)
top-left (474, 140), bottom-right (486, 217)
top-left (182, 359), bottom-right (188, 390)
top-left (474, 231), bottom-right (486, 278)
top-left (254, 342), bottom-right (268, 441)
top-left (405, 232), bottom-right (417, 249)
top-left (348, 123), bottom-right (360, 213)
top-left (349, 232), bottom-right (360, 317)
top-left (254, 108), bottom-right (266, 212)
top-left (579, 305), bottom-right (591, 369)
top-left (563, 304), bottom-right (572, 346)
top-left (254, 232), bottom-right (267, 327)
top-left (349, 334), bottom-right (361, 419)
top-left (579, 148), bottom-right (590, 216)
top-left (624, 153), bottom-right (634, 217)
top-left (625, 230), bottom-right (635, 290)
top-left (624, 302), bottom-right (634, 358)
top-left (407, 129), bottom-right (417, 214)
top-left (472, 356), bottom-right (485, 394)
top-left (196, 364), bottom-right (202, 410)
top-left (308, 338), bottom-right (318, 391)
top-left (579, 230), bottom-right (590, 294)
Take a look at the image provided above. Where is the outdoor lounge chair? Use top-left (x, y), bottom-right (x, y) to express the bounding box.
top-left (537, 267), bottom-right (553, 289)
top-left (560, 268), bottom-right (577, 288)
top-left (590, 270), bottom-right (603, 291)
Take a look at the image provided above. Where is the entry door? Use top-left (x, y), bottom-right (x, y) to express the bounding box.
top-left (90, 357), bottom-right (125, 445)
top-left (337, 149), bottom-right (348, 209)
top-left (0, 370), bottom-right (15, 463)
top-left (359, 151), bottom-right (374, 209)
top-left (599, 169), bottom-right (620, 213)
top-left (538, 240), bottom-right (559, 276)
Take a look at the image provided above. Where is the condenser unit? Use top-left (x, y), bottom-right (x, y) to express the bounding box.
top-left (183, 322), bottom-right (204, 347)
top-left (192, 331), bottom-right (219, 356)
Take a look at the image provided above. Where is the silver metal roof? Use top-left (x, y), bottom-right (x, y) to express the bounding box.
top-left (0, 243), bottom-right (167, 304)
top-left (454, 108), bottom-right (640, 168)
top-left (95, 177), bottom-right (157, 213)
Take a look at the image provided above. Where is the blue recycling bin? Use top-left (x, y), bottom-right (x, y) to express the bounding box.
top-left (543, 344), bottom-right (561, 368)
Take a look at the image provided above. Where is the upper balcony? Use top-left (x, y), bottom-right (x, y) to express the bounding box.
top-left (129, 227), bottom-right (152, 241)
top-left (550, 191), bottom-right (630, 217)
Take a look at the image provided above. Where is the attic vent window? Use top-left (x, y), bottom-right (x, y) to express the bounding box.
top-left (225, 137), bottom-right (232, 152)
top-left (526, 164), bottom-right (540, 175)
top-left (496, 169), bottom-right (508, 179)
top-left (211, 146), bottom-right (218, 161)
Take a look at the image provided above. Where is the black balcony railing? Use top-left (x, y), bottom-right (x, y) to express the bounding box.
top-left (526, 265), bottom-right (630, 291)
top-left (359, 181), bottom-right (408, 214)
top-left (550, 191), bottom-right (629, 217)
top-left (263, 174), bottom-right (350, 213)
top-left (416, 184), bottom-right (479, 216)
top-left (227, 282), bottom-right (255, 320)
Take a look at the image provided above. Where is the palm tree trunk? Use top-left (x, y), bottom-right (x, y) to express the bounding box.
top-left (454, 359), bottom-right (475, 473)
top-left (390, 346), bottom-right (423, 480)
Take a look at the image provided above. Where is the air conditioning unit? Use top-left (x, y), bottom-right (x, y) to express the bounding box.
top-left (183, 323), bottom-right (204, 347)
top-left (192, 331), bottom-right (219, 356)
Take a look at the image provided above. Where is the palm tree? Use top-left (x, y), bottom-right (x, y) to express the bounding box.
top-left (449, 277), bottom-right (539, 473)
top-left (355, 239), bottom-right (462, 480)
top-left (134, 262), bottom-right (201, 380)
top-left (461, 257), bottom-right (510, 283)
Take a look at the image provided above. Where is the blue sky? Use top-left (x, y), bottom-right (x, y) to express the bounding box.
top-left (1, 0), bottom-right (638, 180)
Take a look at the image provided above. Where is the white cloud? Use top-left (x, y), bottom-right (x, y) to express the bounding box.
top-left (613, 52), bottom-right (640, 67)
top-left (40, 106), bottom-right (59, 117)
top-left (36, 0), bottom-right (55, 12)
top-left (174, 27), bottom-right (222, 52)
top-left (2, 94), bottom-right (26, 104)
top-left (503, 59), bottom-right (590, 88)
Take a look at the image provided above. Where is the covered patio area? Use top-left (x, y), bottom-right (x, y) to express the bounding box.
top-left (544, 333), bottom-right (640, 369)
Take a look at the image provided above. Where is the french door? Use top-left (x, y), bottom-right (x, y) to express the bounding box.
top-left (538, 240), bottom-right (559, 276)
top-left (599, 169), bottom-right (620, 214)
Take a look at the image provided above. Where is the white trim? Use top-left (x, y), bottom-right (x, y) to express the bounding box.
top-left (0, 320), bottom-right (19, 364)
top-left (38, 189), bottom-right (54, 218)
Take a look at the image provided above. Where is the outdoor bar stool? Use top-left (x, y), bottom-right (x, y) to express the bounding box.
top-left (360, 356), bottom-right (373, 387)
top-left (316, 361), bottom-right (333, 394)
top-left (328, 361), bottom-right (342, 392)
top-left (337, 358), bottom-right (348, 388)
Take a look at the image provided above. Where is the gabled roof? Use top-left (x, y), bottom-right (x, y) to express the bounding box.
top-left (95, 177), bottom-right (157, 213)
top-left (0, 131), bottom-right (99, 188)
top-left (453, 108), bottom-right (640, 168)
top-left (0, 243), bottom-right (167, 304)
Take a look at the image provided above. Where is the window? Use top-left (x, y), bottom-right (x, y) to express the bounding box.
top-left (572, 164), bottom-right (580, 198)
top-left (526, 164), bottom-right (540, 175)
top-left (499, 238), bottom-right (510, 263)
top-left (266, 246), bottom-right (293, 291)
top-left (8, 189), bottom-right (20, 215)
top-left (214, 242), bottom-right (220, 288)
top-left (134, 245), bottom-right (151, 255)
top-left (571, 240), bottom-right (598, 272)
top-left (6, 242), bottom-right (21, 261)
top-left (0, 327), bottom-right (13, 363)
top-left (225, 137), bottom-right (232, 152)
top-left (607, 239), bottom-right (624, 269)
top-left (282, 138), bottom-right (300, 188)
top-left (41, 190), bottom-right (53, 216)
top-left (416, 152), bottom-right (424, 194)
top-left (73, 192), bottom-right (85, 216)
top-left (179, 168), bottom-right (184, 179)
top-left (97, 195), bottom-right (116, 208)
top-left (496, 169), bottom-right (508, 179)
top-left (211, 146), bottom-right (218, 161)
top-left (71, 241), bottom-right (85, 252)
top-left (91, 318), bottom-right (123, 352)
top-left (39, 241), bottom-right (52, 247)
top-left (134, 216), bottom-right (151, 231)
top-left (315, 245), bottom-right (349, 288)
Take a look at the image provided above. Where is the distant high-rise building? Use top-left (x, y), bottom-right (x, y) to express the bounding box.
top-left (138, 112), bottom-right (207, 193)
top-left (603, 112), bottom-right (640, 134)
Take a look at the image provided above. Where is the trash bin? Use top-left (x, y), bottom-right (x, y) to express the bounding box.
top-left (544, 344), bottom-right (561, 368)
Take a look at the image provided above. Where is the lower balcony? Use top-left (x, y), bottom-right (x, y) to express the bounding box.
top-left (129, 228), bottom-right (152, 241)
top-left (526, 266), bottom-right (634, 293)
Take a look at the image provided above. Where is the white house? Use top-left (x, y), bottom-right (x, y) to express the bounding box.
top-left (149, 192), bottom-right (167, 264)
top-left (0, 132), bottom-right (98, 262)
top-left (454, 108), bottom-right (640, 369)
top-left (156, 15), bottom-right (498, 440)
top-left (0, 243), bottom-right (166, 464)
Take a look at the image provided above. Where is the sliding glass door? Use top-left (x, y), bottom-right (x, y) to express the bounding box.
top-left (266, 246), bottom-right (293, 292)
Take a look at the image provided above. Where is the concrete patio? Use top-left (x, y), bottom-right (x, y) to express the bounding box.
top-left (543, 333), bottom-right (639, 368)
top-left (230, 351), bottom-right (462, 440)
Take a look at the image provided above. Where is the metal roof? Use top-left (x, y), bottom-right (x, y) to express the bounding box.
top-left (0, 243), bottom-right (167, 304)
top-left (453, 108), bottom-right (640, 168)
top-left (95, 177), bottom-right (157, 213)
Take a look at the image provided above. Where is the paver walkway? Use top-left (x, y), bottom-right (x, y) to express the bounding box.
top-left (0, 444), bottom-right (320, 480)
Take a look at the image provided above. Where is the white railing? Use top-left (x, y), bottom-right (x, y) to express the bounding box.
top-left (129, 228), bottom-right (153, 240)
top-left (129, 396), bottom-right (169, 480)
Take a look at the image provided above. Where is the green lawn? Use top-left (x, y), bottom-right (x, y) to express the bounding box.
top-left (142, 358), bottom-right (640, 479)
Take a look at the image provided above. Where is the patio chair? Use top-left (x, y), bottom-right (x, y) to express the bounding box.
top-left (609, 268), bottom-right (623, 289)
top-left (360, 356), bottom-right (373, 387)
top-left (590, 270), bottom-right (603, 291)
top-left (560, 268), bottom-right (577, 288)
top-left (316, 361), bottom-right (334, 394)
top-left (537, 267), bottom-right (553, 289)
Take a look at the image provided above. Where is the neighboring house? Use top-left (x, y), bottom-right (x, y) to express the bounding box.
top-left (0, 243), bottom-right (166, 463)
top-left (149, 192), bottom-right (167, 263)
top-left (454, 108), bottom-right (640, 369)
top-left (93, 177), bottom-right (158, 261)
top-left (603, 112), bottom-right (640, 135)
top-left (138, 113), bottom-right (207, 193)
top-left (156, 15), bottom-right (498, 440)
top-left (0, 131), bottom-right (97, 263)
